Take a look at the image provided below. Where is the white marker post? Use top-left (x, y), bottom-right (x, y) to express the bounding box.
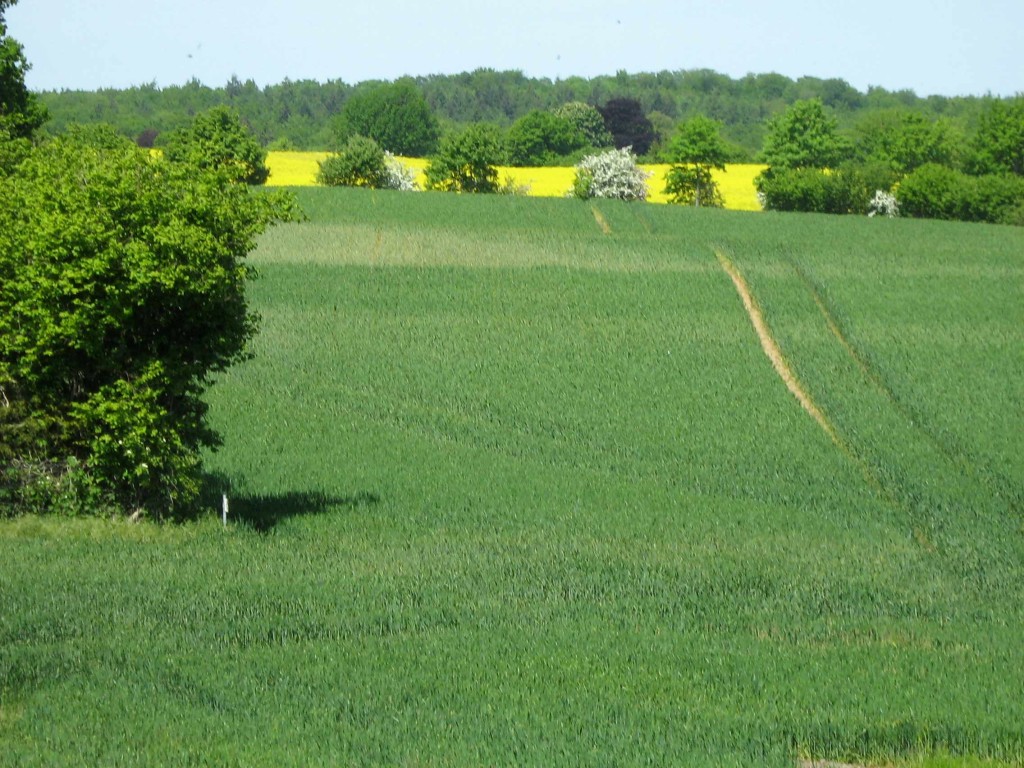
top-left (222, 493), bottom-right (229, 527)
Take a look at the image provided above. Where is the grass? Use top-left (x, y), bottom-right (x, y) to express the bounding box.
top-left (1, 188), bottom-right (1022, 766)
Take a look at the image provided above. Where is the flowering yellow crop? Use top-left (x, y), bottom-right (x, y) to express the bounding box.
top-left (265, 152), bottom-right (766, 211)
top-left (644, 164), bottom-right (767, 211)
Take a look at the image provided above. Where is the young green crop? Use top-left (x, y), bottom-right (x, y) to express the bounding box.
top-left (2, 188), bottom-right (1022, 766)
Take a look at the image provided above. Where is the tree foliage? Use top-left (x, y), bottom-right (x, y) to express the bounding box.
top-left (598, 98), bottom-right (657, 156)
top-left (317, 134), bottom-right (388, 188)
top-left (553, 102), bottom-right (613, 148)
top-left (897, 162), bottom-right (1024, 224)
top-left (0, 126), bottom-right (298, 517)
top-left (664, 115), bottom-right (729, 207)
top-left (761, 98), bottom-right (850, 169)
top-left (968, 97), bottom-right (1024, 176)
top-left (505, 110), bottom-right (587, 166)
top-left (0, 0), bottom-right (46, 141)
top-left (424, 123), bottom-right (505, 193)
top-left (853, 109), bottom-right (960, 174)
top-left (162, 105), bottom-right (269, 184)
top-left (335, 79), bottom-right (439, 157)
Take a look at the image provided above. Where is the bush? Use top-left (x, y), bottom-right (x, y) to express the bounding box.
top-left (570, 147), bottom-right (652, 201)
top-left (0, 126), bottom-right (298, 518)
top-left (506, 110), bottom-right (587, 166)
top-left (425, 124), bottom-right (505, 193)
top-left (755, 166), bottom-right (873, 214)
top-left (162, 106), bottom-right (269, 185)
top-left (317, 135), bottom-right (388, 188)
top-left (897, 164), bottom-right (1024, 224)
top-left (383, 152), bottom-right (418, 191)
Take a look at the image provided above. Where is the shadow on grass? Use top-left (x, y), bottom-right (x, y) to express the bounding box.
top-left (200, 474), bottom-right (379, 532)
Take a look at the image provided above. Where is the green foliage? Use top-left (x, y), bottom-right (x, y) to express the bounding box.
top-left (506, 109), bottom-right (587, 165)
top-left (0, 125), bottom-right (298, 517)
top-left (853, 109), bottom-right (961, 174)
top-left (762, 98), bottom-right (851, 169)
top-left (424, 123), bottom-right (505, 193)
top-left (968, 97), bottom-right (1024, 176)
top-left (897, 163), bottom-right (1024, 224)
top-left (598, 97), bottom-right (658, 156)
top-left (335, 78), bottom-right (439, 156)
top-left (664, 164), bottom-right (724, 207)
top-left (553, 101), bottom-right (614, 148)
top-left (163, 105), bottom-right (269, 184)
top-left (664, 115), bottom-right (729, 206)
top-left (0, 0), bottom-right (47, 142)
top-left (755, 165), bottom-right (874, 214)
top-left (316, 134), bottom-right (388, 188)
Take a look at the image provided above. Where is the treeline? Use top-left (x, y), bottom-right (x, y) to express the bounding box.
top-left (36, 68), bottom-right (999, 157)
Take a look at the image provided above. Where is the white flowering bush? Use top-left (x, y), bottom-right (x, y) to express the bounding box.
top-left (570, 147), bottom-right (652, 201)
top-left (383, 152), bottom-right (419, 191)
top-left (867, 189), bottom-right (899, 218)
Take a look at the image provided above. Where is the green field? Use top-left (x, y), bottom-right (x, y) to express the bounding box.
top-left (2, 188), bottom-right (1022, 766)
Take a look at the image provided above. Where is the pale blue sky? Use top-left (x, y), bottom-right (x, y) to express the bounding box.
top-left (7, 0), bottom-right (1023, 97)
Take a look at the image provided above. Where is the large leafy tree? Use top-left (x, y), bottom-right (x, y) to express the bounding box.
top-left (336, 79), bottom-right (440, 157)
top-left (162, 105), bottom-right (269, 184)
top-left (0, 126), bottom-right (297, 517)
top-left (506, 110), bottom-right (586, 165)
top-left (0, 0), bottom-right (45, 138)
top-left (761, 98), bottom-right (850, 169)
top-left (553, 102), bottom-right (613, 148)
top-left (853, 109), bottom-right (960, 175)
top-left (969, 97), bottom-right (1024, 176)
top-left (664, 115), bottom-right (729, 207)
top-left (424, 123), bottom-right (505, 193)
top-left (598, 97), bottom-right (657, 156)
top-left (0, 0), bottom-right (46, 173)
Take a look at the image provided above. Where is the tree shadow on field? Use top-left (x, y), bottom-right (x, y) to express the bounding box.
top-left (200, 473), bottom-right (380, 533)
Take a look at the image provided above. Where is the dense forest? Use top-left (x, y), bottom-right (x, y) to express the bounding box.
top-left (35, 68), bottom-right (1002, 158)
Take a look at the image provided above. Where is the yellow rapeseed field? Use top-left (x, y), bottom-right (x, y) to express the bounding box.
top-left (265, 152), bottom-right (766, 211)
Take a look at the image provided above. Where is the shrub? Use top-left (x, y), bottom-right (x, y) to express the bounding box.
top-left (755, 166), bottom-right (873, 214)
top-left (867, 190), bottom-right (900, 218)
top-left (506, 110), bottom-right (587, 166)
top-left (317, 135), bottom-right (388, 188)
top-left (570, 147), bottom-right (652, 201)
top-left (0, 126), bottom-right (298, 518)
top-left (425, 124), bottom-right (505, 193)
top-left (897, 163), bottom-right (1024, 224)
top-left (162, 106), bottom-right (269, 185)
top-left (383, 152), bottom-right (418, 191)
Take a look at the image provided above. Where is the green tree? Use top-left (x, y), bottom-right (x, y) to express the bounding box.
top-left (0, 126), bottom-right (298, 517)
top-left (0, 0), bottom-right (46, 174)
top-left (317, 134), bottom-right (388, 188)
top-left (853, 109), bottom-right (960, 174)
top-left (664, 115), bottom-right (729, 207)
top-left (0, 0), bottom-right (46, 139)
top-left (553, 102), bottom-right (613, 148)
top-left (336, 79), bottom-right (439, 156)
top-left (425, 123), bottom-right (505, 193)
top-left (761, 98), bottom-right (850, 169)
top-left (968, 97), bottom-right (1024, 176)
top-left (506, 110), bottom-right (586, 165)
top-left (162, 105), bottom-right (269, 184)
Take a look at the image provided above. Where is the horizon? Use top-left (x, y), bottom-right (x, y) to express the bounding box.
top-left (7, 0), bottom-right (1023, 99)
